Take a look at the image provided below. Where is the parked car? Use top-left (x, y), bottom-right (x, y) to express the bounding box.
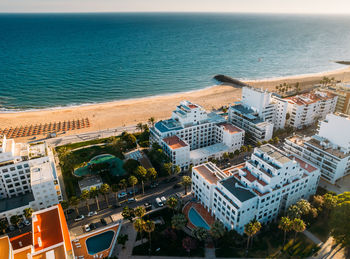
top-left (128, 188), bottom-right (138, 196)
top-left (74, 215), bottom-right (85, 222)
top-left (23, 220), bottom-right (31, 226)
top-left (7, 225), bottom-right (15, 232)
top-left (84, 224), bottom-right (91, 232)
top-left (155, 197), bottom-right (163, 207)
top-left (118, 192), bottom-right (127, 199)
top-left (144, 202), bottom-right (152, 212)
top-left (173, 183), bottom-right (181, 189)
top-left (150, 182), bottom-right (159, 188)
top-left (128, 198), bottom-right (137, 203)
top-left (100, 218), bottom-right (107, 226)
top-left (161, 196), bottom-right (167, 204)
top-left (89, 223), bottom-right (96, 230)
top-left (87, 211), bottom-right (97, 217)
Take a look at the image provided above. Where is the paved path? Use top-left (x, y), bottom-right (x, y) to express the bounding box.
top-left (113, 221), bottom-right (138, 259)
top-left (313, 237), bottom-right (347, 259)
top-left (304, 230), bottom-right (323, 246)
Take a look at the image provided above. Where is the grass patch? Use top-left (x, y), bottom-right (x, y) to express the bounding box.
top-left (60, 136), bottom-right (118, 150)
top-left (308, 215), bottom-right (330, 242)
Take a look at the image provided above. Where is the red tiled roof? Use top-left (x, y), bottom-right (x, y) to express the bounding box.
top-left (10, 232), bottom-right (32, 250)
top-left (188, 104), bottom-right (198, 109)
top-left (242, 168), bottom-right (267, 186)
top-left (163, 135), bottom-right (188, 150)
top-left (220, 123), bottom-right (243, 134)
top-left (292, 156), bottom-right (317, 173)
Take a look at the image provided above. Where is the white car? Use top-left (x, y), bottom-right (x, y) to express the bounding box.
top-left (118, 192), bottom-right (127, 199)
top-left (84, 224), bottom-right (91, 232)
top-left (128, 198), bottom-right (137, 203)
top-left (87, 211), bottom-right (97, 217)
top-left (155, 197), bottom-right (163, 207)
top-left (74, 215), bottom-right (85, 222)
top-left (161, 196), bottom-right (167, 203)
top-left (23, 220), bottom-right (31, 226)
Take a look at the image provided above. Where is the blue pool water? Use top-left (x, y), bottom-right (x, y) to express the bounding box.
top-left (85, 230), bottom-right (115, 255)
top-left (188, 207), bottom-right (210, 230)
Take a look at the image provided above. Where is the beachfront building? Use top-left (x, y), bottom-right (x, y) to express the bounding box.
top-left (191, 144), bottom-right (320, 234)
top-left (228, 87), bottom-right (288, 143)
top-left (150, 101), bottom-right (245, 170)
top-left (284, 90), bottom-right (337, 129)
top-left (0, 136), bottom-right (62, 222)
top-left (319, 83), bottom-right (350, 115)
top-left (0, 204), bottom-right (74, 259)
top-left (284, 113), bottom-right (350, 184)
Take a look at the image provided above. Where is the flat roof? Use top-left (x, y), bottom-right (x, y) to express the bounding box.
top-left (230, 104), bottom-right (264, 124)
top-left (285, 90), bottom-right (336, 106)
top-left (242, 168), bottom-right (267, 186)
top-left (31, 162), bottom-right (53, 183)
top-left (78, 175), bottom-right (102, 189)
top-left (154, 119), bottom-right (183, 133)
top-left (291, 156), bottom-right (318, 173)
top-left (190, 143), bottom-right (229, 160)
top-left (0, 236), bottom-right (10, 259)
top-left (220, 176), bottom-right (257, 202)
top-left (218, 122), bottom-right (243, 134)
top-left (10, 232), bottom-right (32, 250)
top-left (193, 164), bottom-right (220, 185)
top-left (0, 192), bottom-right (34, 212)
top-left (258, 144), bottom-right (291, 164)
top-left (163, 135), bottom-right (188, 150)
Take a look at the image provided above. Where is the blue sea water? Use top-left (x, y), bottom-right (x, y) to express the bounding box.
top-left (0, 13), bottom-right (350, 110)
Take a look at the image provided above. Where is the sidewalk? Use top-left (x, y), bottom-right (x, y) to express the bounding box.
top-left (303, 230), bottom-right (323, 246)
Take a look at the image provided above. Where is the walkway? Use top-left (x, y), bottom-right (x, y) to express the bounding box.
top-left (303, 230), bottom-right (323, 246)
top-left (313, 237), bottom-right (347, 259)
top-left (112, 221), bottom-right (137, 259)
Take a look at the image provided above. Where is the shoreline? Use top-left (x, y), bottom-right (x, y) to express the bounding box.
top-left (1, 66), bottom-right (350, 141)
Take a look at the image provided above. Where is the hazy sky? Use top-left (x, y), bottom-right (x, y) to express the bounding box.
top-left (1, 0), bottom-right (350, 14)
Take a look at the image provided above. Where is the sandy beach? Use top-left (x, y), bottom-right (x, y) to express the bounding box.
top-left (1, 67), bottom-right (350, 141)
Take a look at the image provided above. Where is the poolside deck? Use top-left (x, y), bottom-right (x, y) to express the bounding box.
top-left (71, 223), bottom-right (120, 259)
top-left (183, 201), bottom-right (215, 230)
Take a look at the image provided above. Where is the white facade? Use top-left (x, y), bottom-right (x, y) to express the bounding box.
top-left (284, 113), bottom-right (350, 184)
top-left (150, 101), bottom-right (245, 170)
top-left (192, 144), bottom-right (320, 234)
top-left (284, 90), bottom-right (337, 129)
top-left (0, 136), bottom-right (62, 221)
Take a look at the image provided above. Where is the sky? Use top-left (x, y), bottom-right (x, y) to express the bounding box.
top-left (1, 0), bottom-right (350, 14)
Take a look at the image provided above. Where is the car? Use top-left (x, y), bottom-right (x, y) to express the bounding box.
top-left (128, 198), bottom-right (137, 203)
top-left (128, 188), bottom-right (138, 196)
top-left (100, 218), bottom-right (107, 226)
top-left (84, 224), bottom-right (91, 232)
top-left (87, 211), bottom-right (97, 217)
top-left (175, 192), bottom-right (182, 199)
top-left (161, 196), bottom-right (167, 204)
top-left (23, 220), bottom-right (31, 226)
top-left (89, 223), bottom-right (96, 230)
top-left (74, 215), bottom-right (85, 222)
top-left (150, 182), bottom-right (159, 188)
top-left (155, 197), bottom-right (163, 207)
top-left (118, 192), bottom-right (127, 199)
top-left (144, 202), bottom-right (152, 211)
top-left (67, 209), bottom-right (74, 214)
top-left (7, 225), bottom-right (15, 232)
top-left (173, 183), bottom-right (181, 189)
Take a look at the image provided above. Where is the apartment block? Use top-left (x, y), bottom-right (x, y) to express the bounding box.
top-left (319, 83), bottom-right (350, 115)
top-left (192, 144), bottom-right (320, 234)
top-left (0, 136), bottom-right (62, 221)
top-left (150, 101), bottom-right (245, 170)
top-left (284, 113), bottom-right (350, 184)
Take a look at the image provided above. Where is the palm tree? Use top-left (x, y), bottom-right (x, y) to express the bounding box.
top-left (240, 145), bottom-right (248, 153)
top-left (278, 216), bottom-right (292, 245)
top-left (291, 218), bottom-right (306, 241)
top-left (143, 220), bottom-right (155, 255)
top-left (119, 179), bottom-right (128, 193)
top-left (111, 184), bottom-right (120, 206)
top-left (181, 176), bottom-right (192, 195)
top-left (129, 176), bottom-right (138, 200)
top-left (146, 168), bottom-right (157, 182)
top-left (193, 227), bottom-right (209, 241)
top-left (136, 122), bottom-right (143, 132)
top-left (210, 221), bottom-right (225, 245)
top-left (134, 206), bottom-right (146, 218)
top-left (163, 162), bottom-right (173, 175)
top-left (171, 214), bottom-right (187, 230)
top-left (148, 117), bottom-right (155, 127)
top-left (173, 165), bottom-right (181, 175)
top-left (244, 220), bottom-right (261, 254)
top-left (135, 166), bottom-right (147, 195)
top-left (23, 208), bottom-right (34, 220)
top-left (89, 187), bottom-right (100, 211)
top-left (10, 215), bottom-right (22, 232)
top-left (60, 200), bottom-right (69, 218)
top-left (166, 197), bottom-right (178, 214)
top-left (80, 190), bottom-right (91, 212)
top-left (134, 218), bottom-right (145, 244)
top-left (69, 196), bottom-right (80, 215)
top-left (100, 183), bottom-right (111, 207)
top-left (0, 220), bottom-right (8, 234)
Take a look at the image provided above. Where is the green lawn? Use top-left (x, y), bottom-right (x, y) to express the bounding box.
top-left (59, 136), bottom-right (118, 150)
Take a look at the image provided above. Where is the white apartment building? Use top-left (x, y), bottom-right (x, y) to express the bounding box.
top-left (150, 101), bottom-right (245, 170)
top-left (284, 113), bottom-right (350, 184)
top-left (192, 144), bottom-right (320, 234)
top-left (284, 90), bottom-right (337, 129)
top-left (229, 87), bottom-right (288, 143)
top-left (0, 136), bottom-right (62, 221)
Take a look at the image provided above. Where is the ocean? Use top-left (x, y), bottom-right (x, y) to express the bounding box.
top-left (0, 13), bottom-right (350, 111)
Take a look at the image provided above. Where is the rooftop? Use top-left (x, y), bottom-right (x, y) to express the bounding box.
top-left (78, 175), bottom-right (103, 189)
top-left (190, 143), bottom-right (229, 160)
top-left (0, 236), bottom-right (10, 259)
top-left (285, 90), bottom-right (336, 106)
top-left (242, 168), bottom-right (267, 186)
top-left (220, 176), bottom-right (257, 202)
top-left (163, 135), bottom-right (188, 150)
top-left (30, 162), bottom-right (54, 184)
top-left (230, 104), bottom-right (264, 124)
top-left (217, 122), bottom-right (243, 134)
top-left (258, 144), bottom-right (291, 164)
top-left (290, 156), bottom-right (317, 173)
top-left (193, 164), bottom-right (220, 185)
top-left (154, 119), bottom-right (183, 133)
top-left (10, 232), bottom-right (32, 250)
top-left (0, 192), bottom-right (34, 212)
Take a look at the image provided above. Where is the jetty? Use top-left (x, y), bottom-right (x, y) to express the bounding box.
top-left (213, 74), bottom-right (249, 87)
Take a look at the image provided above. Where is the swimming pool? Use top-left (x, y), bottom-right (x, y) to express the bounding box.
top-left (188, 207), bottom-right (210, 230)
top-left (85, 230), bottom-right (115, 255)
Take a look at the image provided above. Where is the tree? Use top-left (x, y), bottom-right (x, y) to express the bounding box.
top-left (121, 133), bottom-right (137, 149)
top-left (10, 215), bottom-right (22, 231)
top-left (143, 220), bottom-right (155, 255)
top-left (295, 199), bottom-right (312, 216)
top-left (135, 166), bottom-right (147, 195)
top-left (134, 206), bottom-right (146, 218)
top-left (171, 214), bottom-right (187, 230)
top-left (111, 184), bottom-right (120, 206)
top-left (234, 149), bottom-right (240, 156)
top-left (256, 141), bottom-right (262, 147)
top-left (223, 152), bottom-right (230, 161)
top-left (146, 168), bottom-right (157, 182)
top-left (134, 218), bottom-right (145, 244)
top-left (173, 165), bottom-right (181, 175)
top-left (148, 117), bottom-right (155, 127)
top-left (23, 208), bottom-right (34, 220)
top-left (166, 197), bottom-right (178, 214)
top-left (329, 195), bottom-right (350, 247)
top-left (210, 221), bottom-right (225, 241)
top-left (273, 136), bottom-right (280, 144)
top-left (181, 176), bottom-right (192, 195)
top-left (60, 200), bottom-right (69, 218)
top-left (122, 206), bottom-right (135, 222)
top-left (163, 162), bottom-right (173, 175)
top-left (323, 193), bottom-right (338, 216)
top-left (80, 190), bottom-right (91, 212)
top-left (119, 179), bottom-right (128, 193)
top-left (0, 220), bottom-right (8, 234)
top-left (278, 216), bottom-right (292, 245)
top-left (291, 218), bottom-right (306, 241)
top-left (286, 113), bottom-right (291, 120)
top-left (128, 175), bottom-right (138, 199)
top-left (117, 234), bottom-right (128, 248)
top-left (244, 220), bottom-right (261, 253)
top-left (69, 196), bottom-right (80, 215)
top-left (136, 122), bottom-right (143, 132)
top-left (193, 227), bottom-right (209, 241)
top-left (287, 204), bottom-right (302, 219)
top-left (100, 183), bottom-right (111, 207)
top-left (182, 236), bottom-right (197, 257)
top-left (123, 159), bottom-right (140, 174)
top-left (240, 145), bottom-right (248, 153)
top-left (89, 187), bottom-right (100, 211)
